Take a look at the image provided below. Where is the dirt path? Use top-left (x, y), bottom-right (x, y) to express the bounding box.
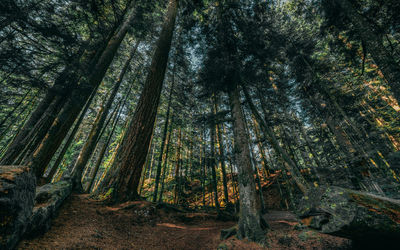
top-left (18, 194), bottom-right (351, 249)
top-left (18, 194), bottom-right (235, 249)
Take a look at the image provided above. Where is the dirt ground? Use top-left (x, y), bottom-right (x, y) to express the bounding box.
top-left (18, 194), bottom-right (351, 249)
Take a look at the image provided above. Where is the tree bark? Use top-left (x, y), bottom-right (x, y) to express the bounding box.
top-left (210, 119), bottom-right (220, 210)
top-left (153, 68), bottom-right (175, 202)
top-left (104, 0), bottom-right (178, 202)
top-left (71, 41), bottom-right (140, 192)
top-left (44, 87), bottom-right (98, 183)
top-left (228, 84), bottom-right (266, 243)
top-left (213, 96), bottom-right (230, 205)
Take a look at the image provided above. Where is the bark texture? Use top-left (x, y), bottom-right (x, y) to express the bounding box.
top-left (228, 85), bottom-right (266, 243)
top-left (105, 0), bottom-right (178, 202)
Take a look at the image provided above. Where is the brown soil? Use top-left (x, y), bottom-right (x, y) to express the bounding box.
top-left (18, 194), bottom-right (351, 249)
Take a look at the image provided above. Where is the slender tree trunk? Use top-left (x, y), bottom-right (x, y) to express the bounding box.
top-left (229, 84), bottom-right (267, 243)
top-left (213, 97), bottom-right (230, 205)
top-left (86, 100), bottom-right (123, 193)
top-left (158, 118), bottom-right (173, 203)
top-left (242, 84), bottom-right (309, 194)
top-left (44, 88), bottom-right (98, 183)
top-left (72, 41), bottom-right (140, 191)
top-left (0, 88), bottom-right (31, 130)
top-left (210, 120), bottom-right (220, 210)
top-left (153, 69), bottom-right (175, 201)
top-left (173, 128), bottom-right (182, 204)
top-left (104, 0), bottom-right (178, 202)
top-left (25, 4), bottom-right (137, 179)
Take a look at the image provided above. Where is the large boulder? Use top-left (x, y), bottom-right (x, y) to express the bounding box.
top-left (24, 180), bottom-right (72, 238)
top-left (0, 166), bottom-right (36, 250)
top-left (297, 186), bottom-right (400, 248)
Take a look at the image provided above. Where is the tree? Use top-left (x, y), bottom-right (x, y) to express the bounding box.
top-left (103, 0), bottom-right (179, 202)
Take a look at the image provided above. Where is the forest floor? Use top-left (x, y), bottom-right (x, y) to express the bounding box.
top-left (18, 194), bottom-right (351, 249)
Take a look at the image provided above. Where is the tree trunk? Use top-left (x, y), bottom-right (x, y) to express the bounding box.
top-left (242, 84), bottom-right (309, 194)
top-left (153, 69), bottom-right (175, 202)
top-left (228, 84), bottom-right (267, 243)
top-left (0, 88), bottom-right (31, 131)
top-left (213, 97), bottom-right (230, 205)
top-left (71, 41), bottom-right (140, 192)
top-left (174, 128), bottom-right (182, 204)
top-left (210, 120), bottom-right (220, 210)
top-left (44, 87), bottom-right (98, 183)
top-left (86, 101), bottom-right (123, 193)
top-left (158, 118), bottom-right (173, 203)
top-left (104, 0), bottom-right (178, 202)
top-left (26, 3), bottom-right (137, 179)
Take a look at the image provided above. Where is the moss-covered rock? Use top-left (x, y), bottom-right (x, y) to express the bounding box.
top-left (24, 180), bottom-right (72, 238)
top-left (0, 166), bottom-right (36, 249)
top-left (297, 186), bottom-right (400, 248)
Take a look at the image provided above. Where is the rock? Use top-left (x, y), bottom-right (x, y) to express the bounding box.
top-left (24, 180), bottom-right (72, 238)
top-left (297, 186), bottom-right (400, 248)
top-left (0, 166), bottom-right (36, 250)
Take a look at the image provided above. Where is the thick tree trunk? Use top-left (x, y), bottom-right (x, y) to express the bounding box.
top-left (228, 84), bottom-right (267, 243)
top-left (104, 0), bottom-right (178, 202)
top-left (0, 84), bottom-right (67, 165)
top-left (71, 41), bottom-right (139, 192)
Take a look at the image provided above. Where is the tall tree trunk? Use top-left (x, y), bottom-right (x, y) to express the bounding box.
top-left (86, 100), bottom-right (123, 193)
top-left (158, 117), bottom-right (173, 203)
top-left (153, 68), bottom-right (175, 202)
top-left (242, 84), bottom-right (309, 194)
top-left (44, 87), bottom-right (98, 183)
top-left (71, 41), bottom-right (140, 191)
top-left (213, 96), bottom-right (230, 205)
top-left (210, 120), bottom-right (220, 210)
top-left (174, 128), bottom-right (182, 204)
top-left (104, 0), bottom-right (178, 202)
top-left (25, 4), bottom-right (137, 179)
top-left (229, 84), bottom-right (267, 243)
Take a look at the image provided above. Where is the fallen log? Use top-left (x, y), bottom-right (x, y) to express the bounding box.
top-left (0, 166), bottom-right (36, 250)
top-left (24, 180), bottom-right (72, 238)
top-left (297, 186), bottom-right (400, 248)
